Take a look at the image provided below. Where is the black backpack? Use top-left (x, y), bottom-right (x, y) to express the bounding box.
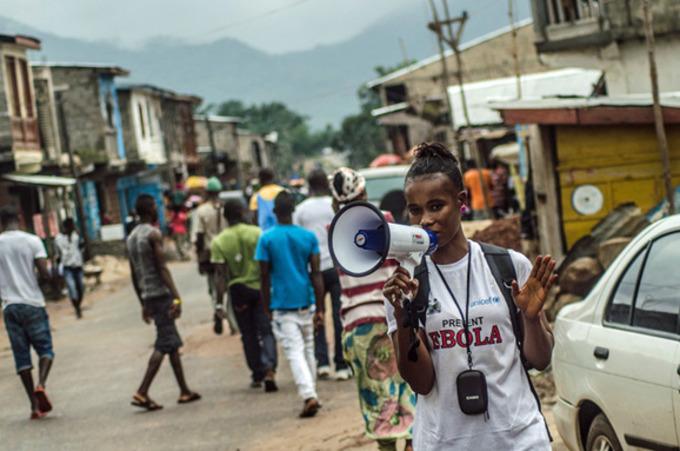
top-left (402, 241), bottom-right (551, 439)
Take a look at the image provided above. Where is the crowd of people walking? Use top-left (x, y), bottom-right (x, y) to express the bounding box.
top-left (0, 142), bottom-right (556, 450)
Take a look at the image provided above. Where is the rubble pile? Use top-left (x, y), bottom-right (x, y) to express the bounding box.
top-left (530, 372), bottom-right (557, 405)
top-left (471, 215), bottom-right (522, 253)
top-left (84, 254), bottom-right (130, 285)
top-left (544, 203), bottom-right (647, 320)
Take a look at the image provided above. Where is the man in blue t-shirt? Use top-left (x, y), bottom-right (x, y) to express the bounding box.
top-left (255, 190), bottom-right (325, 418)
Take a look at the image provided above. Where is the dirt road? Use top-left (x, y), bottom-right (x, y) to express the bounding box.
top-left (0, 260), bottom-right (567, 450)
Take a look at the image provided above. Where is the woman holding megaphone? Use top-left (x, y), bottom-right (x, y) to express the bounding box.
top-left (382, 142), bottom-right (557, 450)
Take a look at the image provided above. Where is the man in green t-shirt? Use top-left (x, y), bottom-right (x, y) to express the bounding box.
top-left (211, 199), bottom-right (278, 391)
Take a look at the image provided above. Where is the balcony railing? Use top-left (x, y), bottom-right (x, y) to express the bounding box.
top-left (546, 0), bottom-right (602, 25)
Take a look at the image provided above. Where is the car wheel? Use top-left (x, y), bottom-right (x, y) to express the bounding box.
top-left (586, 413), bottom-right (622, 451)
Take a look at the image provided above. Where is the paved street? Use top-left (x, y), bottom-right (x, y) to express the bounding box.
top-left (0, 260), bottom-right (566, 450)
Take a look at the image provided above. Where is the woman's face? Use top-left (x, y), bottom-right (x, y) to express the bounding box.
top-left (404, 173), bottom-right (466, 256)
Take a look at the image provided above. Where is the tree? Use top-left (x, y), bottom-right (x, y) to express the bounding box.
top-left (335, 61), bottom-right (416, 168)
top-left (334, 80), bottom-right (386, 168)
top-left (210, 60), bottom-right (415, 174)
top-left (215, 100), bottom-right (333, 178)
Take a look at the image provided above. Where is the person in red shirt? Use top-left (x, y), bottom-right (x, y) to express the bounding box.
top-left (170, 207), bottom-right (189, 260)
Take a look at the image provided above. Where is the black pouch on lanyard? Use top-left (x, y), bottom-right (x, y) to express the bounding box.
top-left (457, 369), bottom-right (488, 415)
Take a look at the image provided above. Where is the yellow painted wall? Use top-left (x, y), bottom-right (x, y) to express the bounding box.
top-left (556, 124), bottom-right (680, 248)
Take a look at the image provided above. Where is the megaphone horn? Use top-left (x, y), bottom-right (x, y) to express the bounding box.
top-left (328, 201), bottom-right (438, 279)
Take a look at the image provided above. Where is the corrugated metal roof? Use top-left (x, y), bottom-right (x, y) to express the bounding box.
top-left (3, 174), bottom-right (76, 187)
top-left (194, 114), bottom-right (243, 123)
top-left (31, 62), bottom-right (129, 76)
top-left (0, 34), bottom-right (41, 50)
top-left (118, 83), bottom-right (202, 102)
top-left (371, 102), bottom-right (409, 117)
top-left (447, 68), bottom-right (603, 128)
top-left (489, 92), bottom-right (680, 110)
top-left (366, 18), bottom-right (533, 88)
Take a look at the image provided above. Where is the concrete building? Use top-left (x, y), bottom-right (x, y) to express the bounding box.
top-left (0, 34), bottom-right (42, 175)
top-left (30, 63), bottom-right (130, 238)
top-left (0, 34), bottom-right (69, 247)
top-left (118, 85), bottom-right (166, 165)
top-left (367, 20), bottom-right (551, 156)
top-left (160, 92), bottom-right (201, 183)
top-left (530, 0), bottom-right (680, 95)
top-left (116, 84), bottom-right (170, 236)
top-left (236, 129), bottom-right (274, 185)
top-left (31, 64), bottom-right (63, 172)
top-left (194, 114), bottom-right (243, 186)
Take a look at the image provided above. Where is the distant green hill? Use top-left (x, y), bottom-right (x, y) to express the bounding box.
top-left (0, 1), bottom-right (531, 129)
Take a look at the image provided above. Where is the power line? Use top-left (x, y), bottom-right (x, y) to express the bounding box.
top-left (195, 0), bottom-right (316, 38)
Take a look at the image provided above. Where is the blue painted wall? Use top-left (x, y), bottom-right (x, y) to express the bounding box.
top-left (79, 181), bottom-right (101, 240)
top-left (117, 175), bottom-right (166, 234)
top-left (98, 74), bottom-right (126, 160)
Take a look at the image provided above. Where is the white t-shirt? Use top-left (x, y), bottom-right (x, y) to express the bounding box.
top-left (385, 242), bottom-right (550, 450)
top-left (54, 231), bottom-right (84, 267)
top-left (293, 195), bottom-right (335, 271)
top-left (0, 230), bottom-right (48, 309)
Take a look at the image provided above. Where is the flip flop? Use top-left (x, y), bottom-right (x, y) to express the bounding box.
top-left (30, 411), bottom-right (48, 420)
top-left (131, 393), bottom-right (163, 411)
top-left (34, 387), bottom-right (52, 413)
top-left (177, 392), bottom-right (201, 404)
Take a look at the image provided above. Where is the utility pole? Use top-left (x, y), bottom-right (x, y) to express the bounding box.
top-left (161, 103), bottom-right (177, 190)
top-left (398, 37), bottom-right (410, 66)
top-left (429, 1), bottom-right (492, 219)
top-left (508, 0), bottom-right (522, 99)
top-left (56, 91), bottom-right (92, 260)
top-left (428, 0), bottom-right (458, 154)
top-left (642, 0), bottom-right (674, 214)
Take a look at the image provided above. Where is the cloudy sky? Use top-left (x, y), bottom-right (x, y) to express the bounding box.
top-left (3, 0), bottom-right (435, 53)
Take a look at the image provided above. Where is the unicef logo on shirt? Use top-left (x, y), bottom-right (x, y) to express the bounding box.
top-left (470, 296), bottom-right (501, 308)
top-left (427, 298), bottom-right (441, 315)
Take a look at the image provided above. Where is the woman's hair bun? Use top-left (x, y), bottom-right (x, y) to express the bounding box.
top-left (412, 142), bottom-right (458, 165)
top-left (406, 142), bottom-right (464, 192)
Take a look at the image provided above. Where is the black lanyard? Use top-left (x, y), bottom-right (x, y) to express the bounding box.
top-left (433, 245), bottom-right (474, 370)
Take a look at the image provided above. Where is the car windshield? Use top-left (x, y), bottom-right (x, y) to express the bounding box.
top-left (364, 176), bottom-right (406, 203)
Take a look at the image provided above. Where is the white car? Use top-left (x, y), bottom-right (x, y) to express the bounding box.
top-left (552, 214), bottom-right (680, 450)
top-left (359, 165), bottom-right (410, 223)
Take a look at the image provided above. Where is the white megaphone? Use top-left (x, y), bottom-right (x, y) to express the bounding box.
top-left (328, 201), bottom-right (438, 287)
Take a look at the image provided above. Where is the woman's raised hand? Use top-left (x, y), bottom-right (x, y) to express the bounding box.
top-left (512, 255), bottom-right (558, 319)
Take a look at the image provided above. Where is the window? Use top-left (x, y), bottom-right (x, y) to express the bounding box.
top-left (606, 248), bottom-right (645, 325)
top-left (364, 176), bottom-right (407, 203)
top-left (5, 56), bottom-right (21, 117)
top-left (632, 233), bottom-right (680, 334)
top-left (19, 59), bottom-right (34, 117)
top-left (385, 84), bottom-right (407, 105)
top-left (606, 232), bottom-right (680, 334)
top-left (104, 90), bottom-right (115, 128)
top-left (138, 103), bottom-right (146, 138)
top-left (146, 102), bottom-right (154, 136)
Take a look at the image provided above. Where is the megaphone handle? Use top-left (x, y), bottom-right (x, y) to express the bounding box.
top-left (400, 254), bottom-right (419, 280)
top-left (399, 292), bottom-right (412, 308)
top-left (398, 252), bottom-right (422, 308)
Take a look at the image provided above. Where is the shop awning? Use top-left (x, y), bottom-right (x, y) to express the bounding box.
top-left (490, 142), bottom-right (520, 165)
top-left (2, 174), bottom-right (76, 187)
